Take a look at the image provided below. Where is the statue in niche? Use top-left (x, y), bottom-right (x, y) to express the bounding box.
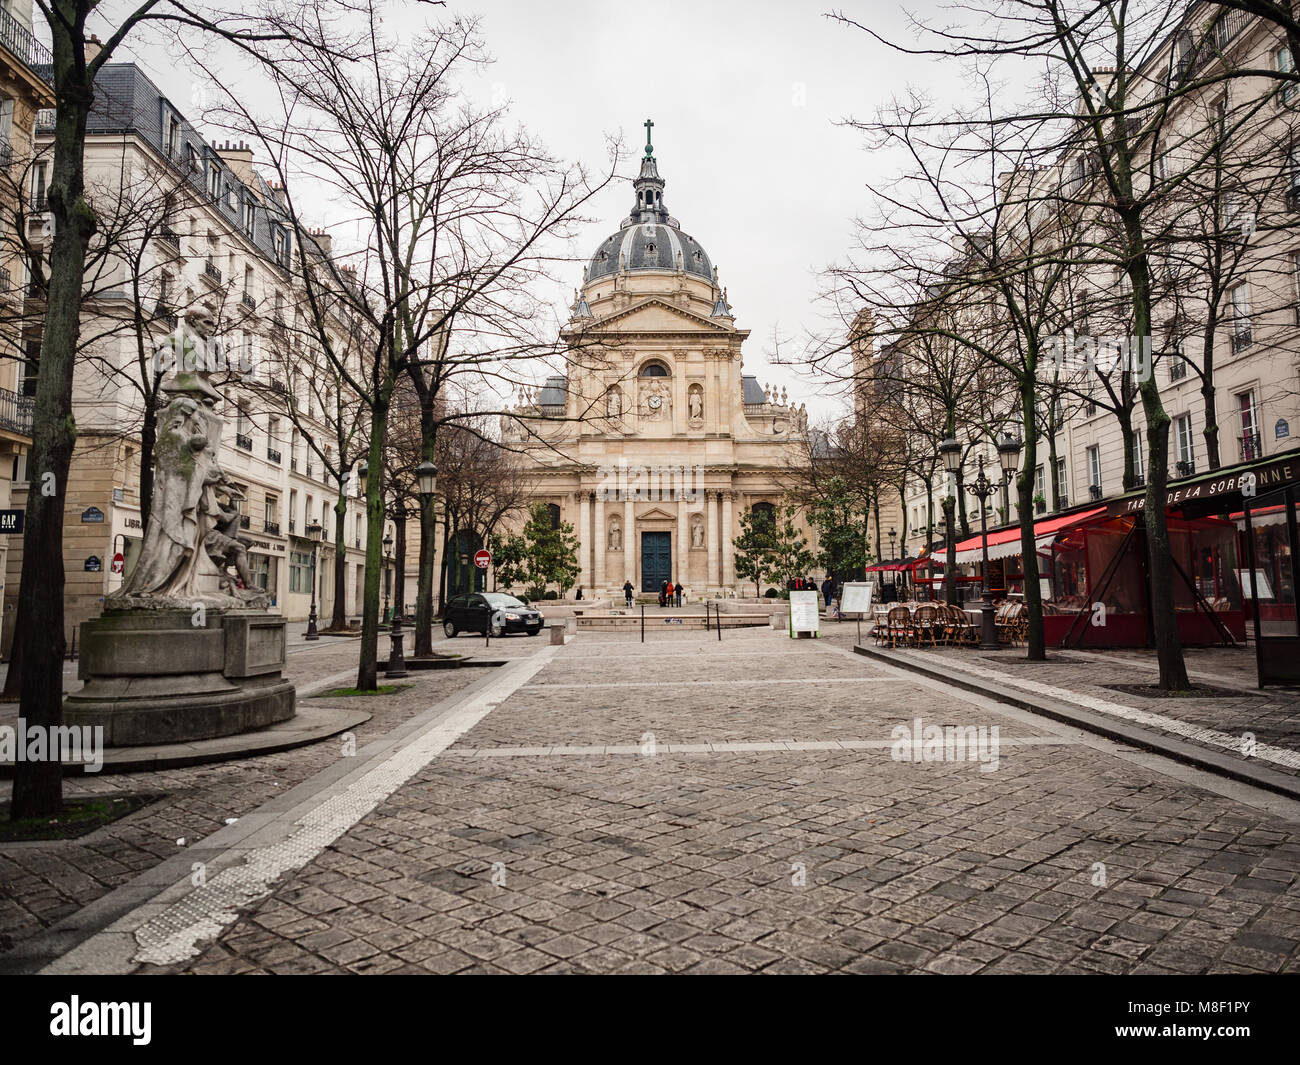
top-left (608, 517), bottom-right (622, 550)
top-left (688, 385), bottom-right (704, 423)
top-left (606, 387), bottom-right (622, 418)
top-left (691, 515), bottom-right (705, 548)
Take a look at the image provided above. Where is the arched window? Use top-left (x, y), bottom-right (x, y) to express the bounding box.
top-left (640, 361), bottom-right (669, 377)
top-left (751, 501), bottom-right (776, 529)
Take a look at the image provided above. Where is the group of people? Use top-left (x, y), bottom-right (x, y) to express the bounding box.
top-left (657, 579), bottom-right (684, 607)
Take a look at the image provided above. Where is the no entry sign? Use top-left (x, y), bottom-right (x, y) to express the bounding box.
top-left (473, 550), bottom-right (491, 569)
top-left (111, 552), bottom-right (125, 574)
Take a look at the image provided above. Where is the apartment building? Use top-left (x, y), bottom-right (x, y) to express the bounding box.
top-left (897, 3), bottom-right (1300, 560)
top-left (0, 0), bottom-right (52, 651)
top-left (1, 61), bottom-right (393, 651)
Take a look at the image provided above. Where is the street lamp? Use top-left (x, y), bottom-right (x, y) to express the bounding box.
top-left (305, 519), bottom-right (322, 640)
top-left (383, 528), bottom-right (407, 678)
top-left (941, 435), bottom-right (963, 606)
top-left (416, 460), bottom-right (437, 497)
top-left (962, 438), bottom-right (1021, 650)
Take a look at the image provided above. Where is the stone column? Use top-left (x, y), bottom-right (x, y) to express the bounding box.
top-left (593, 497), bottom-right (606, 591)
top-left (722, 490), bottom-right (735, 590)
top-left (706, 490), bottom-right (719, 589)
top-left (624, 495), bottom-right (636, 589)
top-left (676, 501), bottom-right (689, 586)
top-left (577, 489), bottom-right (590, 592)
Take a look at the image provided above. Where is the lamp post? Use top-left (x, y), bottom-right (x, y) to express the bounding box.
top-left (383, 528), bottom-right (407, 678)
top-left (305, 519), bottom-right (322, 640)
top-left (411, 461), bottom-right (436, 658)
top-left (956, 435), bottom-right (1022, 650)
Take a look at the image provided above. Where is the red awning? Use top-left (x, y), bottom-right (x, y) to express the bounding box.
top-left (933, 507), bottom-right (1107, 564)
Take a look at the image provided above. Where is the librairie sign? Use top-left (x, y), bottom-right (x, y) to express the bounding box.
top-left (1110, 455), bottom-right (1300, 515)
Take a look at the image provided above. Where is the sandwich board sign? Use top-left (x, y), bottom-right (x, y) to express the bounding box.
top-left (839, 582), bottom-right (874, 616)
top-left (789, 590), bottom-right (820, 639)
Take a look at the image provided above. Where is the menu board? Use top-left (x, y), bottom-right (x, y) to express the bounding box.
top-left (839, 582), bottom-right (874, 616)
top-left (789, 590), bottom-right (821, 638)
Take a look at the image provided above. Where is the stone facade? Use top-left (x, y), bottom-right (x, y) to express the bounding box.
top-left (505, 133), bottom-right (816, 597)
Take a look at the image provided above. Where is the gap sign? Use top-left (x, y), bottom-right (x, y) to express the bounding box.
top-left (0, 509), bottom-right (22, 534)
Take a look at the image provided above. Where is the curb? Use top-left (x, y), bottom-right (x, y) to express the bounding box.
top-left (854, 643), bottom-right (1300, 802)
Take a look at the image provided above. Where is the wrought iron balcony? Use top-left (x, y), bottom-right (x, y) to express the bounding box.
top-left (289, 519), bottom-right (296, 534)
top-left (241, 291), bottom-right (256, 311)
top-left (264, 520), bottom-right (280, 535)
top-left (154, 303), bottom-right (177, 330)
top-left (1175, 459), bottom-right (1195, 478)
top-left (0, 386), bottom-right (34, 436)
top-left (267, 447), bottom-right (282, 464)
top-left (202, 261), bottom-right (223, 285)
top-left (0, 7), bottom-right (54, 79)
top-left (236, 432), bottom-right (253, 451)
top-left (158, 226), bottom-right (181, 249)
top-left (1241, 431), bottom-right (1263, 462)
top-left (30, 191), bottom-right (47, 212)
top-left (0, 266), bottom-right (10, 294)
top-left (1089, 484), bottom-right (1103, 501)
top-left (239, 514), bottom-right (251, 530)
top-left (290, 457), bottom-right (297, 472)
top-left (0, 139), bottom-right (12, 169)
top-left (1231, 325), bottom-right (1253, 353)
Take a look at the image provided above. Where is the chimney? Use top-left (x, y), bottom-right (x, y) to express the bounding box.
top-left (215, 140), bottom-right (255, 185)
top-left (310, 227), bottom-right (333, 256)
top-left (85, 35), bottom-right (103, 63)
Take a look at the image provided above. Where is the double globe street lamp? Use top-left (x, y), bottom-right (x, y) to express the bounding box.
top-left (305, 519), bottom-right (323, 640)
top-left (940, 433), bottom-right (1022, 650)
top-left (385, 460), bottom-right (438, 677)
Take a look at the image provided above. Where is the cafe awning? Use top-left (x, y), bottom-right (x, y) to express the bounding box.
top-left (933, 507), bottom-right (1106, 566)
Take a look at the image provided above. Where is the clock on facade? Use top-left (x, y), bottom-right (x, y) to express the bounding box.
top-left (648, 395), bottom-right (662, 409)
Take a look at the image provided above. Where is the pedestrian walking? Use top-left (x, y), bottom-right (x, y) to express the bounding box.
top-left (623, 579), bottom-right (634, 607)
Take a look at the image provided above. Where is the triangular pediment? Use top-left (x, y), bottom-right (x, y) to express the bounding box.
top-left (593, 297), bottom-right (732, 334)
top-left (637, 505), bottom-right (677, 521)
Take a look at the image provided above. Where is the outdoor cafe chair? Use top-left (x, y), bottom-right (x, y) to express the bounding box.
top-left (886, 605), bottom-right (915, 648)
top-left (913, 604), bottom-right (939, 648)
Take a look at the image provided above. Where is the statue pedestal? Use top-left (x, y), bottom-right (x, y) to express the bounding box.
top-left (63, 609), bottom-right (296, 746)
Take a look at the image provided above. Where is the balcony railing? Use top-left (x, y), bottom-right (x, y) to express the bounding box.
top-left (1175, 459), bottom-right (1195, 478)
top-left (1089, 484), bottom-right (1103, 501)
top-left (158, 226), bottom-right (181, 249)
top-left (264, 520), bottom-right (280, 535)
top-left (1231, 325), bottom-right (1253, 353)
top-left (267, 447), bottom-right (282, 464)
top-left (0, 8), bottom-right (55, 78)
top-left (0, 139), bottom-right (12, 169)
top-left (0, 266), bottom-right (10, 295)
top-left (202, 261), bottom-right (223, 285)
top-left (239, 515), bottom-right (251, 530)
top-left (1241, 431), bottom-right (1263, 462)
top-left (241, 292), bottom-right (256, 311)
top-left (154, 303), bottom-right (177, 330)
top-left (235, 432), bottom-right (253, 451)
top-left (290, 457), bottom-right (297, 472)
top-left (30, 191), bottom-right (47, 212)
top-left (0, 386), bottom-right (35, 436)
top-left (1056, 493), bottom-right (1068, 510)
top-left (289, 519), bottom-right (296, 534)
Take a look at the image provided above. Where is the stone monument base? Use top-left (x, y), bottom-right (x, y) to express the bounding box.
top-left (63, 609), bottom-right (295, 746)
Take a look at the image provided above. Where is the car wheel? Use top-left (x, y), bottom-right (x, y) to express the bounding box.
top-left (490, 621), bottom-right (505, 638)
top-left (526, 629), bottom-right (539, 637)
top-left (443, 620), bottom-right (457, 638)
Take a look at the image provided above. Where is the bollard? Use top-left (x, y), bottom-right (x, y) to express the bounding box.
top-left (641, 603), bottom-right (645, 643)
top-left (549, 621), bottom-right (565, 646)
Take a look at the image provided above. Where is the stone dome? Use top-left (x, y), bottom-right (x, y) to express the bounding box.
top-left (585, 223), bottom-right (713, 284)
top-left (584, 126), bottom-right (714, 284)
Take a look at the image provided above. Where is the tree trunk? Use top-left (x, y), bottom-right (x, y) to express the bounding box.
top-left (1117, 407), bottom-right (1136, 491)
top-left (357, 399), bottom-right (390, 692)
top-left (942, 496), bottom-right (957, 605)
top-left (414, 403), bottom-right (437, 655)
top-left (138, 396), bottom-right (157, 531)
top-left (1019, 377), bottom-right (1045, 660)
top-left (10, 39), bottom-right (98, 819)
top-left (1200, 326), bottom-right (1220, 471)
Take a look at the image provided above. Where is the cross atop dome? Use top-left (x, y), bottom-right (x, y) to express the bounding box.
top-left (631, 117), bottom-right (668, 224)
top-left (644, 117), bottom-right (654, 157)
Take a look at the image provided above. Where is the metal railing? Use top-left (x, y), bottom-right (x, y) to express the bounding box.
top-left (154, 303), bottom-right (177, 330)
top-left (158, 226), bottom-right (181, 249)
top-left (264, 520), bottom-right (280, 535)
top-left (0, 386), bottom-right (34, 435)
top-left (267, 447), bottom-right (282, 464)
top-left (1089, 484), bottom-right (1103, 501)
top-left (0, 266), bottom-right (10, 294)
top-left (1231, 325), bottom-right (1253, 352)
top-left (239, 514), bottom-right (251, 530)
top-left (202, 261), bottom-right (223, 284)
top-left (1241, 431), bottom-right (1263, 462)
top-left (241, 292), bottom-right (256, 311)
top-left (0, 8), bottom-right (54, 76)
top-left (1175, 459), bottom-right (1195, 478)
top-left (235, 432), bottom-right (253, 451)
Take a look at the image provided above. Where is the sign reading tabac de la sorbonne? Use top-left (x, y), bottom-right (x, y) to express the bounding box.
top-left (1111, 454), bottom-right (1300, 515)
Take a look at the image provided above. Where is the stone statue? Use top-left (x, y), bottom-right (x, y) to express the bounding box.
top-left (203, 483), bottom-right (260, 599)
top-left (606, 387), bottom-right (622, 418)
top-left (691, 515), bottom-right (704, 548)
top-left (110, 369), bottom-right (269, 610)
top-left (689, 386), bottom-right (703, 421)
top-left (609, 517), bottom-right (622, 550)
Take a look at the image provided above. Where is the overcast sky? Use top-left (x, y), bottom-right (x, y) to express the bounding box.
top-left (112, 0), bottom-right (961, 423)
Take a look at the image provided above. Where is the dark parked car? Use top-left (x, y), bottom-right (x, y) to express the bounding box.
top-left (443, 592), bottom-right (544, 638)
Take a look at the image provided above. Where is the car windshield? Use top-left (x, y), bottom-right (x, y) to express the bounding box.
top-left (483, 593), bottom-right (526, 609)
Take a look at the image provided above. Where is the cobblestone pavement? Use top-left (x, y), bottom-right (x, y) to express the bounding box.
top-left (821, 629), bottom-right (1300, 778)
top-left (0, 628), bottom-right (534, 957)
top-left (127, 627), bottom-right (1300, 975)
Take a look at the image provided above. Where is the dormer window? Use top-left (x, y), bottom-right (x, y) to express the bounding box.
top-left (645, 242), bottom-right (656, 254)
top-left (693, 250), bottom-right (702, 263)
